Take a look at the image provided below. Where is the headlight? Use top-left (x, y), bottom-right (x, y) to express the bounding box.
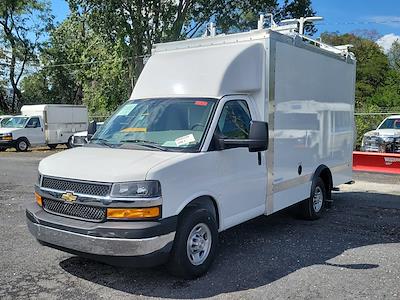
top-left (110, 180), bottom-right (161, 198)
top-left (0, 133), bottom-right (12, 140)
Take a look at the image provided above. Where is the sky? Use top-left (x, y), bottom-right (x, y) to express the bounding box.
top-left (51, 0), bottom-right (400, 51)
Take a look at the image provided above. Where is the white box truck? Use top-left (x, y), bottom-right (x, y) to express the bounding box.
top-left (0, 104), bottom-right (88, 151)
top-left (26, 19), bottom-right (356, 278)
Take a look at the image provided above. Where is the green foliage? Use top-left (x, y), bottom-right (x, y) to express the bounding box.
top-left (0, 0), bottom-right (53, 112)
top-left (388, 40), bottom-right (400, 71)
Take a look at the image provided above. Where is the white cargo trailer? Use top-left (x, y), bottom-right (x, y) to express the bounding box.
top-left (27, 18), bottom-right (356, 278)
top-left (0, 104), bottom-right (87, 151)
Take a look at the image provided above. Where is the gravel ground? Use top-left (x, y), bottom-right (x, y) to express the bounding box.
top-left (0, 149), bottom-right (399, 300)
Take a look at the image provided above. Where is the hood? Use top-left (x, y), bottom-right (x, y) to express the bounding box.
top-left (364, 129), bottom-right (400, 138)
top-left (0, 127), bottom-right (20, 134)
top-left (39, 146), bottom-right (186, 183)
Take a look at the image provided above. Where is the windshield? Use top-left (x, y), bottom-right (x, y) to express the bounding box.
top-left (91, 98), bottom-right (217, 151)
top-left (0, 117), bottom-right (12, 127)
top-left (378, 118), bottom-right (400, 129)
top-left (3, 117), bottom-right (29, 128)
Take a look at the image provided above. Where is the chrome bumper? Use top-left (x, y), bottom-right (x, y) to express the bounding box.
top-left (27, 218), bottom-right (175, 257)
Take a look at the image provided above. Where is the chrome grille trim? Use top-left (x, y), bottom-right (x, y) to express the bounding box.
top-left (41, 176), bottom-right (111, 197)
top-left (42, 198), bottom-right (106, 222)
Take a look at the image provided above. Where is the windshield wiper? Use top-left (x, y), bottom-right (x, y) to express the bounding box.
top-left (120, 139), bottom-right (167, 151)
top-left (89, 138), bottom-right (115, 148)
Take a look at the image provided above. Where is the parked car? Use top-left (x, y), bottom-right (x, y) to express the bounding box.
top-left (0, 105), bottom-right (88, 152)
top-left (27, 17), bottom-right (356, 279)
top-left (361, 115), bottom-right (400, 153)
top-left (0, 115), bottom-right (13, 127)
top-left (71, 122), bottom-right (104, 147)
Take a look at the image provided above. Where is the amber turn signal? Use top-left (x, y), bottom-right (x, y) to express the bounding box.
top-left (107, 207), bottom-right (160, 219)
top-left (35, 192), bottom-right (42, 207)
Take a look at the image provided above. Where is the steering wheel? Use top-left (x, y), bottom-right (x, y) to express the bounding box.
top-left (190, 123), bottom-right (205, 130)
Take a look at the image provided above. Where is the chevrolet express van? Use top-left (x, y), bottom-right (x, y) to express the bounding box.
top-left (26, 19), bottom-right (355, 278)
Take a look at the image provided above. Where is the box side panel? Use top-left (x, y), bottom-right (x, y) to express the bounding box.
top-left (270, 40), bottom-right (355, 213)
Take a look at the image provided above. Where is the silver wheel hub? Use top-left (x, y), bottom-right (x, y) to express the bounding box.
top-left (313, 186), bottom-right (323, 212)
top-left (19, 141), bottom-right (27, 150)
top-left (186, 223), bottom-right (212, 266)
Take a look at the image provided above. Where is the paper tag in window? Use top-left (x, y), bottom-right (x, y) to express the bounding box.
top-left (175, 134), bottom-right (196, 146)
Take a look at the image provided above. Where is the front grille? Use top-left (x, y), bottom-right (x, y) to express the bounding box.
top-left (42, 177), bottom-right (111, 197)
top-left (42, 198), bottom-right (106, 221)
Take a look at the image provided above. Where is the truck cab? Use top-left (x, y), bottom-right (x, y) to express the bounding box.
top-left (0, 115), bottom-right (45, 151)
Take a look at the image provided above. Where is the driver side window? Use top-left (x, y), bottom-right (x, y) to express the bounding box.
top-left (217, 100), bottom-right (251, 139)
top-left (26, 117), bottom-right (40, 128)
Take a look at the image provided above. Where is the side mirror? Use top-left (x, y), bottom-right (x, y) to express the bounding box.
top-left (248, 121), bottom-right (269, 152)
top-left (87, 120), bottom-right (97, 140)
top-left (216, 121), bottom-right (269, 152)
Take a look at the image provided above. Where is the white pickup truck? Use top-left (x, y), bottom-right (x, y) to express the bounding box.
top-left (0, 105), bottom-right (88, 151)
top-left (361, 115), bottom-right (400, 153)
top-left (26, 17), bottom-right (356, 278)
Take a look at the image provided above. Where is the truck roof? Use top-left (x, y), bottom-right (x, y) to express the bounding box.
top-left (131, 29), bottom-right (355, 100)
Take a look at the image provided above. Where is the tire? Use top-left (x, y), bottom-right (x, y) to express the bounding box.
top-left (66, 137), bottom-right (73, 149)
top-left (299, 177), bottom-right (326, 220)
top-left (15, 138), bottom-right (29, 152)
top-left (167, 207), bottom-right (218, 279)
top-left (0, 147), bottom-right (6, 152)
top-left (48, 144), bottom-right (58, 150)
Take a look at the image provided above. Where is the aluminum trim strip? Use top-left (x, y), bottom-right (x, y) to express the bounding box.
top-left (266, 38), bottom-right (276, 215)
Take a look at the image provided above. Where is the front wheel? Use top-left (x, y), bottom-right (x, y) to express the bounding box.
top-left (15, 138), bottom-right (29, 152)
top-left (299, 177), bottom-right (327, 220)
top-left (167, 207), bottom-right (218, 279)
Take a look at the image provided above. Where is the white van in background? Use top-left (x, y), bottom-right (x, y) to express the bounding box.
top-left (27, 17), bottom-right (356, 278)
top-left (0, 105), bottom-right (88, 151)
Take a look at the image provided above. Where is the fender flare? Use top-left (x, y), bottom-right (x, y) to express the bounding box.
top-left (312, 165), bottom-right (333, 200)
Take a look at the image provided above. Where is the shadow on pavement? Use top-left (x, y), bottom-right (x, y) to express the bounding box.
top-left (60, 191), bottom-right (400, 299)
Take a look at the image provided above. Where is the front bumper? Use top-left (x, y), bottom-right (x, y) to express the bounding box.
top-left (26, 203), bottom-right (177, 267)
top-left (0, 140), bottom-right (14, 148)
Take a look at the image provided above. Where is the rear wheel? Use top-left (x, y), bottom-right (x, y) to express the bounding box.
top-left (15, 138), bottom-right (29, 152)
top-left (167, 207), bottom-right (218, 279)
top-left (299, 177), bottom-right (326, 220)
top-left (66, 137), bottom-right (73, 149)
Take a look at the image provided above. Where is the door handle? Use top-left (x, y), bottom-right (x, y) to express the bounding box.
top-left (257, 152), bottom-right (261, 165)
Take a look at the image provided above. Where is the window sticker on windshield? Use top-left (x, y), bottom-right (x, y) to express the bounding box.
top-left (121, 127), bottom-right (147, 133)
top-left (117, 103), bottom-right (137, 116)
top-left (175, 134), bottom-right (196, 146)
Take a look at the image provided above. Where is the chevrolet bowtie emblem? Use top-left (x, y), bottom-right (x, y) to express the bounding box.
top-left (61, 192), bottom-right (77, 202)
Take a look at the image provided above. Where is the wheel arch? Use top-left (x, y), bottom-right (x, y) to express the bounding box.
top-left (17, 136), bottom-right (31, 146)
top-left (178, 195), bottom-right (220, 230)
top-left (312, 164), bottom-right (333, 200)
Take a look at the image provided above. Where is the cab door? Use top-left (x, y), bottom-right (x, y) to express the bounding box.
top-left (206, 96), bottom-right (267, 229)
top-left (25, 117), bottom-right (45, 145)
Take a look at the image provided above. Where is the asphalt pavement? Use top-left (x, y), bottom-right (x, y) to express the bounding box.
top-left (0, 149), bottom-right (399, 299)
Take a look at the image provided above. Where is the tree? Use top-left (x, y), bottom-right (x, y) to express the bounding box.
top-left (388, 40), bottom-right (400, 71)
top-left (0, 0), bottom-right (52, 112)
